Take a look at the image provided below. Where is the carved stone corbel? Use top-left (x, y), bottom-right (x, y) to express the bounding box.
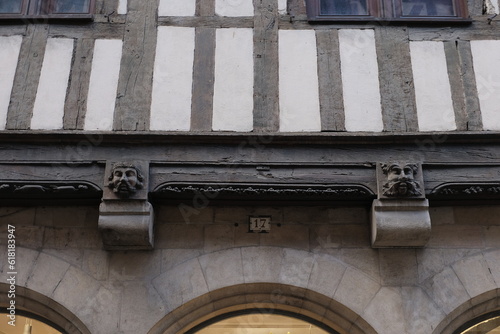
top-left (371, 162), bottom-right (431, 248)
top-left (98, 161), bottom-right (154, 250)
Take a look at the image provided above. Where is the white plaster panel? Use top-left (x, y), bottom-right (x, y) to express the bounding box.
top-left (278, 0), bottom-right (287, 14)
top-left (84, 39), bottom-right (123, 131)
top-left (150, 26), bottom-right (195, 131)
top-left (339, 29), bottom-right (383, 132)
top-left (158, 0), bottom-right (196, 16)
top-left (215, 0), bottom-right (254, 16)
top-left (278, 30), bottom-right (321, 132)
top-left (212, 28), bottom-right (254, 131)
top-left (31, 38), bottom-right (74, 130)
top-left (471, 40), bottom-right (500, 130)
top-left (410, 41), bottom-right (457, 131)
top-left (117, 0), bottom-right (127, 14)
top-left (0, 35), bottom-right (22, 130)
top-left (485, 0), bottom-right (500, 14)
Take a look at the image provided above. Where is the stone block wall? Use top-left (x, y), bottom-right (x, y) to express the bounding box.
top-left (1, 204), bottom-right (500, 333)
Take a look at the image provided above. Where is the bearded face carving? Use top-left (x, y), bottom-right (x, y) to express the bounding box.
top-left (108, 164), bottom-right (144, 198)
top-left (381, 163), bottom-right (422, 198)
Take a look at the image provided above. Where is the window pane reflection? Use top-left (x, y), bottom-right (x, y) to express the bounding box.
top-left (54, 0), bottom-right (90, 13)
top-left (460, 315), bottom-right (500, 333)
top-left (402, 0), bottom-right (455, 16)
top-left (320, 0), bottom-right (368, 15)
top-left (0, 0), bottom-right (23, 13)
top-left (197, 314), bottom-right (330, 334)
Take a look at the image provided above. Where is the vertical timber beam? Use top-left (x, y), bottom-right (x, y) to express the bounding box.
top-left (375, 27), bottom-right (419, 132)
top-left (444, 40), bottom-right (483, 131)
top-left (113, 0), bottom-right (158, 131)
top-left (190, 27), bottom-right (216, 131)
top-left (64, 38), bottom-right (95, 130)
top-left (95, 0), bottom-right (119, 15)
top-left (253, 0), bottom-right (280, 132)
top-left (196, 0), bottom-right (215, 16)
top-left (6, 24), bottom-right (48, 130)
top-left (316, 29), bottom-right (345, 132)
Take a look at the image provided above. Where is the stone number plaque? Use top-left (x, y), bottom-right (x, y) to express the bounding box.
top-left (249, 216), bottom-right (271, 232)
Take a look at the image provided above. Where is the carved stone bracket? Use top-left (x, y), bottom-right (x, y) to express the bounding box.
top-left (371, 162), bottom-right (431, 248)
top-left (98, 161), bottom-right (154, 250)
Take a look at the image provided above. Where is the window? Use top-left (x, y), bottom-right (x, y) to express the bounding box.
top-left (0, 0), bottom-right (94, 19)
top-left (454, 312), bottom-right (500, 334)
top-left (306, 0), bottom-right (470, 22)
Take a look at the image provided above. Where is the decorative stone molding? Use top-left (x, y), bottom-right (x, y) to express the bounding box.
top-left (371, 162), bottom-right (431, 248)
top-left (429, 182), bottom-right (500, 200)
top-left (151, 182), bottom-right (376, 204)
top-left (98, 161), bottom-right (154, 250)
top-left (0, 181), bottom-right (102, 205)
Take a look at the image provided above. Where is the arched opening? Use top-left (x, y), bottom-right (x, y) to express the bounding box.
top-left (185, 309), bottom-right (338, 334)
top-left (453, 311), bottom-right (500, 334)
top-left (0, 284), bottom-right (90, 334)
top-left (148, 283), bottom-right (377, 334)
top-left (434, 290), bottom-right (500, 334)
top-left (0, 310), bottom-right (65, 334)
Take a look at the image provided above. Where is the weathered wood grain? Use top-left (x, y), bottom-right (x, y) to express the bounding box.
top-left (190, 28), bottom-right (216, 131)
top-left (113, 0), bottom-right (158, 131)
top-left (196, 0), bottom-right (215, 16)
top-left (63, 38), bottom-right (95, 130)
top-left (6, 24), bottom-right (49, 130)
top-left (458, 40), bottom-right (483, 130)
top-left (375, 27), bottom-right (419, 132)
top-left (158, 16), bottom-right (254, 28)
top-left (444, 40), bottom-right (469, 131)
top-left (316, 29), bottom-right (345, 131)
top-left (253, 0), bottom-right (280, 131)
top-left (49, 23), bottom-right (125, 40)
top-left (409, 18), bottom-right (500, 41)
top-left (95, 0), bottom-right (119, 15)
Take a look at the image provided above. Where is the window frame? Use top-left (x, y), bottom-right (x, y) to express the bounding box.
top-left (0, 0), bottom-right (95, 20)
top-left (306, 0), bottom-right (471, 22)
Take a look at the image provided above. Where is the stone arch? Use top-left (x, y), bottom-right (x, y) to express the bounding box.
top-left (1, 247), bottom-right (117, 333)
top-left (433, 289), bottom-right (500, 334)
top-left (429, 249), bottom-right (500, 334)
top-left (0, 283), bottom-right (91, 334)
top-left (147, 283), bottom-right (377, 334)
top-left (149, 246), bottom-right (382, 334)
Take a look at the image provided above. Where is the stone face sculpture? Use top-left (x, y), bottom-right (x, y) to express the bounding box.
top-left (381, 162), bottom-right (422, 197)
top-left (99, 161), bottom-right (154, 250)
top-left (107, 163), bottom-right (144, 198)
top-left (371, 162), bottom-right (430, 248)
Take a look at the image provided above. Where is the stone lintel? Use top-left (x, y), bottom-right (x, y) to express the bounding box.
top-left (371, 199), bottom-right (431, 248)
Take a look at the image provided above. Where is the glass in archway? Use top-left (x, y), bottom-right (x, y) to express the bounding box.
top-left (459, 315), bottom-right (500, 334)
top-left (0, 314), bottom-right (63, 334)
top-left (195, 312), bottom-right (331, 334)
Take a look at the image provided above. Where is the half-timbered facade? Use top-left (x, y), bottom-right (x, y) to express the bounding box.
top-left (1, 0), bottom-right (500, 333)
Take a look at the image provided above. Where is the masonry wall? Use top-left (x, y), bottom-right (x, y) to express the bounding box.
top-left (1, 204), bottom-right (500, 334)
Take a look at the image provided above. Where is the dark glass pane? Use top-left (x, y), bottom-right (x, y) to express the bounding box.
top-left (53, 0), bottom-right (90, 13)
top-left (320, 0), bottom-right (368, 15)
top-left (0, 0), bottom-right (23, 13)
top-left (401, 0), bottom-right (455, 16)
